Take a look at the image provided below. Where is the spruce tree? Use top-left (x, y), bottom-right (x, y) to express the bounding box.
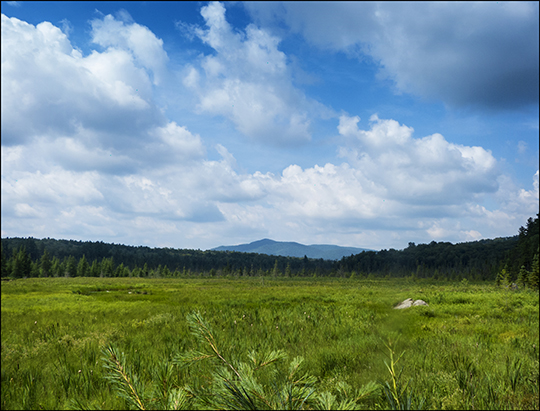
top-left (272, 260), bottom-right (280, 277)
top-left (1, 242), bottom-right (9, 278)
top-left (529, 250), bottom-right (539, 289)
top-left (40, 249), bottom-right (52, 277)
top-left (496, 264), bottom-right (510, 287)
top-left (101, 257), bottom-right (114, 277)
top-left (285, 263), bottom-right (292, 278)
top-left (11, 247), bottom-right (31, 279)
top-left (30, 261), bottom-right (40, 277)
top-left (65, 256), bottom-right (77, 277)
top-left (517, 265), bottom-right (528, 288)
top-left (90, 259), bottom-right (100, 277)
top-left (51, 257), bottom-right (61, 277)
top-left (77, 255), bottom-right (89, 277)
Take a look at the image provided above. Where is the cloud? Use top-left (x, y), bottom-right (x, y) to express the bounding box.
top-left (517, 140), bottom-right (528, 154)
top-left (1, 14), bottom-right (165, 148)
top-left (90, 12), bottom-right (169, 85)
top-left (180, 1), bottom-right (328, 145)
top-left (209, 114), bottom-right (516, 247)
top-left (1, 168), bottom-right (104, 213)
top-left (245, 2), bottom-right (539, 110)
top-left (460, 170), bottom-right (539, 241)
top-left (494, 170), bottom-right (540, 216)
top-left (1, 9), bottom-right (536, 252)
top-left (0, 12), bottom-right (238, 236)
top-left (337, 114), bottom-right (499, 205)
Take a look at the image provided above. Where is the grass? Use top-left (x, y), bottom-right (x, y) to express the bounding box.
top-left (1, 276), bottom-right (538, 409)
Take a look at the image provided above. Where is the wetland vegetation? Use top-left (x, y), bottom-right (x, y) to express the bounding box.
top-left (1, 277), bottom-right (538, 409)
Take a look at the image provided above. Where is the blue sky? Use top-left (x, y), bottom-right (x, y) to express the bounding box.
top-left (1, 1), bottom-right (538, 251)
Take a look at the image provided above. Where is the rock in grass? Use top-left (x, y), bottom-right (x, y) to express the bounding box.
top-left (394, 298), bottom-right (414, 309)
top-left (394, 298), bottom-right (429, 309)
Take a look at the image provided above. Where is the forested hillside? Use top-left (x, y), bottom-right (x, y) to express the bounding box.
top-left (212, 238), bottom-right (371, 260)
top-left (1, 214), bottom-right (538, 285)
top-left (339, 237), bottom-right (518, 281)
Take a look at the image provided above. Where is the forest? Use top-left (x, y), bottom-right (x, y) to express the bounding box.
top-left (1, 214), bottom-right (538, 287)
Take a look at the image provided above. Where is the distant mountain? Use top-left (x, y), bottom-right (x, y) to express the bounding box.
top-left (212, 238), bottom-right (372, 260)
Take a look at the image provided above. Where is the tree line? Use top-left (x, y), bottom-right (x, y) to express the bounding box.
top-left (338, 214), bottom-right (538, 286)
top-left (1, 214), bottom-right (538, 287)
top-left (0, 238), bottom-right (332, 279)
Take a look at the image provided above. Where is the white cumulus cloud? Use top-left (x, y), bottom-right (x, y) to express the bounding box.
top-left (337, 114), bottom-right (499, 205)
top-left (90, 12), bottom-right (169, 85)
top-left (180, 1), bottom-right (327, 145)
top-left (1, 14), bottom-right (165, 147)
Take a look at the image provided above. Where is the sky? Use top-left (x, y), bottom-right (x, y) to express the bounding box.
top-left (1, 1), bottom-right (539, 251)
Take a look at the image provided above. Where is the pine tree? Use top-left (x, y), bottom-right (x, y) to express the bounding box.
top-left (162, 265), bottom-right (171, 277)
top-left (90, 259), bottom-right (100, 277)
top-left (517, 265), bottom-right (528, 288)
top-left (1, 242), bottom-right (9, 278)
top-left (30, 261), bottom-right (40, 277)
top-left (101, 257), bottom-right (114, 277)
top-left (496, 264), bottom-right (510, 287)
top-left (285, 263), bottom-right (292, 278)
top-left (77, 255), bottom-right (89, 277)
top-left (529, 251), bottom-right (539, 289)
top-left (65, 256), bottom-right (77, 277)
top-left (272, 260), bottom-right (280, 277)
top-left (132, 267), bottom-right (141, 277)
top-left (51, 257), bottom-right (61, 277)
top-left (11, 247), bottom-right (31, 279)
top-left (142, 263), bottom-right (149, 277)
top-left (39, 249), bottom-right (52, 277)
top-left (115, 263), bottom-right (128, 277)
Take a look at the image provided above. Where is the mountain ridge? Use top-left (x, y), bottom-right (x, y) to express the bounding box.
top-left (212, 238), bottom-right (372, 260)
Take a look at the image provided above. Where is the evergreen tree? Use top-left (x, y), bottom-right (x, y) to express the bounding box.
top-left (40, 249), bottom-right (52, 277)
top-left (529, 250), bottom-right (539, 289)
top-left (115, 263), bottom-right (128, 277)
top-left (272, 259), bottom-right (280, 277)
top-left (285, 263), bottom-right (292, 278)
top-left (142, 263), bottom-right (149, 278)
top-left (11, 247), bottom-right (31, 279)
top-left (90, 259), bottom-right (100, 277)
top-left (496, 264), bottom-right (510, 287)
top-left (1, 242), bottom-right (9, 278)
top-left (51, 256), bottom-right (61, 277)
top-left (77, 255), bottom-right (89, 277)
top-left (30, 261), bottom-right (40, 277)
top-left (517, 265), bottom-right (528, 288)
top-left (66, 256), bottom-right (77, 277)
top-left (101, 257), bottom-right (114, 277)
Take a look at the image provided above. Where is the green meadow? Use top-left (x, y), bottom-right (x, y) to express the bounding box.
top-left (1, 277), bottom-right (538, 410)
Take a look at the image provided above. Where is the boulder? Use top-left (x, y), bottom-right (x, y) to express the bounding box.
top-left (394, 298), bottom-right (429, 309)
top-left (394, 298), bottom-right (414, 309)
top-left (412, 299), bottom-right (428, 307)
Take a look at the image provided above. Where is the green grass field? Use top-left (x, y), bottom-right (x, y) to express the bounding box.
top-left (1, 277), bottom-right (538, 409)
